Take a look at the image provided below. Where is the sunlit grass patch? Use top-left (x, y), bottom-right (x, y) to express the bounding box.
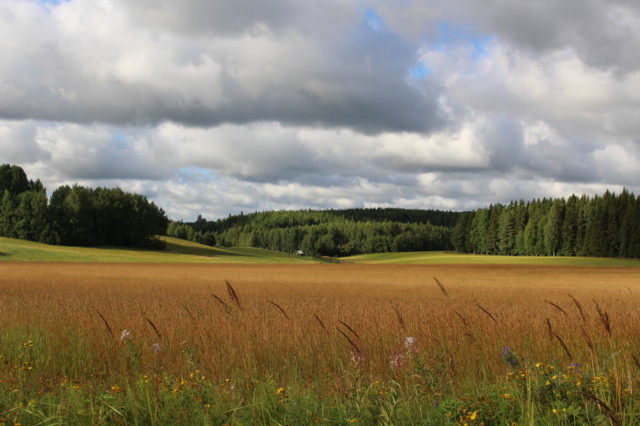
top-left (344, 250), bottom-right (640, 266)
top-left (0, 236), bottom-right (319, 263)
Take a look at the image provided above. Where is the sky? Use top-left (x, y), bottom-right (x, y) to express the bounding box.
top-left (2, 0), bottom-right (640, 221)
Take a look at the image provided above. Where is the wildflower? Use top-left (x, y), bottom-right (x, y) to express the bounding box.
top-left (503, 393), bottom-right (511, 399)
top-left (120, 329), bottom-right (131, 342)
top-left (276, 387), bottom-right (285, 395)
top-left (389, 351), bottom-right (404, 370)
top-left (469, 410), bottom-right (479, 420)
top-left (501, 347), bottom-right (520, 368)
top-left (152, 342), bottom-right (161, 353)
top-left (405, 336), bottom-right (417, 351)
top-left (535, 362), bottom-right (543, 368)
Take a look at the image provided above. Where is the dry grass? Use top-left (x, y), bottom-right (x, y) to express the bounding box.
top-left (1, 262), bottom-right (639, 393)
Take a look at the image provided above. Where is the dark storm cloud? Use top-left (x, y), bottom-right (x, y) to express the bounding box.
top-left (113, 0), bottom-right (354, 36)
top-left (0, 0), bottom-right (443, 134)
top-left (1, 0), bottom-right (640, 220)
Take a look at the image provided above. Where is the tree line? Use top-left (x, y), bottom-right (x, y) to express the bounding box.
top-left (4, 163), bottom-right (639, 258)
top-left (170, 191), bottom-right (640, 259)
top-left (451, 190), bottom-right (640, 258)
top-left (0, 164), bottom-right (168, 247)
top-left (167, 209), bottom-right (458, 256)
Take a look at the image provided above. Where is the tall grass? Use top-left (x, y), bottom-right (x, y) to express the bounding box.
top-left (0, 263), bottom-right (639, 424)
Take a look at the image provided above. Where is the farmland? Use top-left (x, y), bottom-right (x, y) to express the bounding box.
top-left (1, 253), bottom-right (640, 424)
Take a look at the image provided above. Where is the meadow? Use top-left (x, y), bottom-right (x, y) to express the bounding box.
top-left (0, 236), bottom-right (320, 264)
top-left (1, 248), bottom-right (640, 424)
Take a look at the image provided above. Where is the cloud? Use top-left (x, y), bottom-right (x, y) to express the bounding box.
top-left (1, 0), bottom-right (640, 220)
top-left (375, 0), bottom-right (640, 73)
top-left (0, 0), bottom-right (442, 133)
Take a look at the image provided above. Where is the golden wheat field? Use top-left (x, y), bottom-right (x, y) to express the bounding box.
top-left (1, 262), bottom-right (639, 393)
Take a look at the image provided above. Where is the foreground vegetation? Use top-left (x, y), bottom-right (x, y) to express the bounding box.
top-left (1, 263), bottom-right (639, 424)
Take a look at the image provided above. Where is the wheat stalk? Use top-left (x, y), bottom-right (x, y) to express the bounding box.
top-left (434, 277), bottom-right (449, 297)
top-left (313, 313), bottom-right (327, 331)
top-left (392, 305), bottom-right (406, 330)
top-left (593, 300), bottom-right (612, 337)
top-left (144, 315), bottom-right (162, 341)
top-left (545, 317), bottom-right (553, 341)
top-left (579, 391), bottom-right (622, 426)
top-left (336, 327), bottom-right (360, 353)
top-left (225, 280), bottom-right (243, 311)
top-left (553, 332), bottom-right (572, 360)
top-left (476, 304), bottom-right (499, 325)
top-left (455, 311), bottom-right (470, 328)
top-left (544, 300), bottom-right (569, 316)
top-left (568, 294), bottom-right (586, 322)
top-left (268, 300), bottom-right (290, 320)
top-left (182, 305), bottom-right (197, 322)
top-left (96, 310), bottom-right (114, 339)
top-left (579, 325), bottom-right (594, 351)
top-left (337, 320), bottom-right (360, 339)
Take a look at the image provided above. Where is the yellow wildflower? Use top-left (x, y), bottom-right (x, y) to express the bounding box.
top-left (276, 387), bottom-right (285, 395)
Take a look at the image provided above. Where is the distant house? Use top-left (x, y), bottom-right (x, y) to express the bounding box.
top-left (295, 250), bottom-right (304, 256)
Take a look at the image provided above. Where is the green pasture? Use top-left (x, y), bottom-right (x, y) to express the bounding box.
top-left (0, 236), bottom-right (318, 264)
top-left (342, 250), bottom-right (640, 266)
top-left (2, 236), bottom-right (639, 265)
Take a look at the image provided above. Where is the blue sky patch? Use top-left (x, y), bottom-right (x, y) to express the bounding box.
top-left (434, 21), bottom-right (494, 59)
top-left (364, 8), bottom-right (386, 32)
top-left (409, 63), bottom-right (432, 79)
top-left (38, 0), bottom-right (69, 5)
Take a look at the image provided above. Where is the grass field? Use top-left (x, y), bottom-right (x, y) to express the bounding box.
top-left (3, 235), bottom-right (639, 268)
top-left (1, 259), bottom-right (640, 424)
top-left (344, 251), bottom-right (640, 266)
top-left (0, 236), bottom-right (319, 264)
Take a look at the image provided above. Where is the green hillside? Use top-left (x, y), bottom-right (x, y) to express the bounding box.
top-left (0, 236), bottom-right (319, 264)
top-left (2, 236), bottom-right (638, 265)
top-left (342, 251), bottom-right (640, 266)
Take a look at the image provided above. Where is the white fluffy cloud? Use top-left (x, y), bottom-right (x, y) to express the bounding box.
top-left (1, 0), bottom-right (639, 220)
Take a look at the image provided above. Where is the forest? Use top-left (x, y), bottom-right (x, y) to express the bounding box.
top-left (451, 190), bottom-right (640, 258)
top-left (3, 163), bottom-right (639, 258)
top-left (0, 164), bottom-right (168, 247)
top-left (170, 191), bottom-right (640, 259)
top-left (167, 209), bottom-right (457, 256)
